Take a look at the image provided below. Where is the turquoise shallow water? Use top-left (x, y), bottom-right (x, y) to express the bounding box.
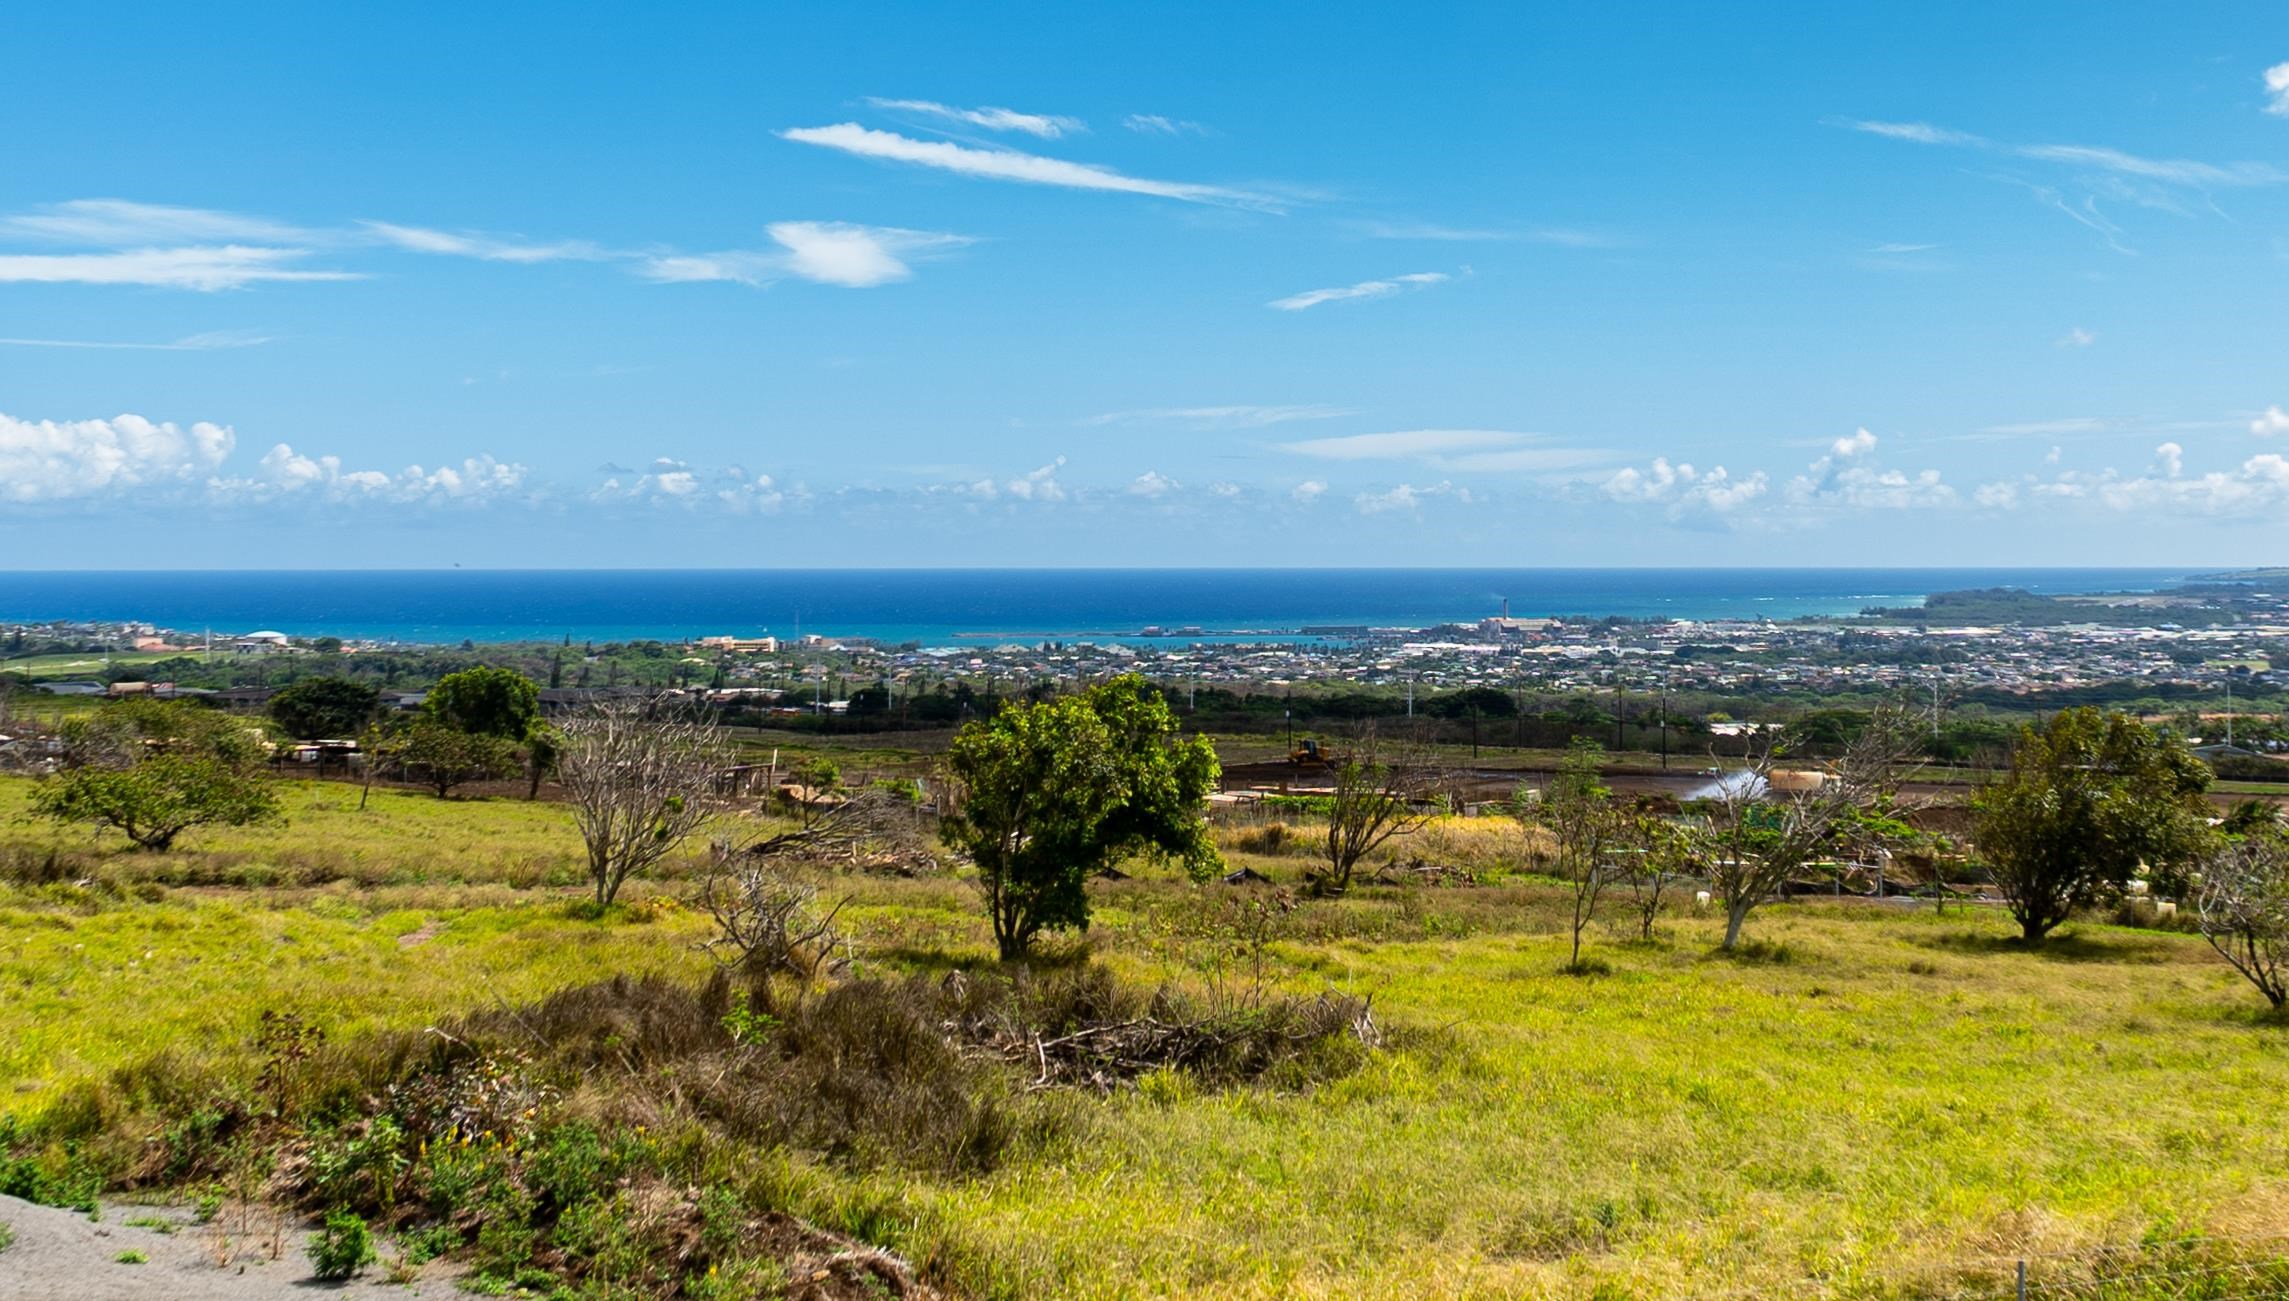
top-left (0, 567), bottom-right (2197, 646)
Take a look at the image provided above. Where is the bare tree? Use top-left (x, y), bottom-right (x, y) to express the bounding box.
top-left (1695, 704), bottom-right (1922, 950)
top-left (2197, 832), bottom-right (2289, 1010)
top-left (1311, 724), bottom-right (1441, 898)
top-left (730, 783), bottom-right (936, 872)
top-left (556, 702), bottom-right (730, 908)
top-left (1621, 809), bottom-right (1691, 942)
top-left (1527, 740), bottom-right (1623, 969)
top-left (696, 844), bottom-right (853, 982)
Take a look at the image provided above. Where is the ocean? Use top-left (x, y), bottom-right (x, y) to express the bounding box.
top-left (0, 568), bottom-right (2198, 647)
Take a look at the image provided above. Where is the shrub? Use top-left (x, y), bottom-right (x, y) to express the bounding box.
top-left (310, 1208), bottom-right (378, 1280)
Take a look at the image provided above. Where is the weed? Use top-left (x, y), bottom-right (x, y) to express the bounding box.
top-left (114, 1248), bottom-right (147, 1264)
top-left (309, 1208), bottom-right (377, 1280)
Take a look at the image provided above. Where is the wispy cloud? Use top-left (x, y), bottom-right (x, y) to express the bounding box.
top-left (639, 222), bottom-right (971, 289)
top-left (1082, 404), bottom-right (1352, 429)
top-left (1123, 114), bottom-right (1207, 136)
top-left (0, 247), bottom-right (362, 291)
top-left (1268, 271), bottom-right (1447, 311)
top-left (1280, 429), bottom-right (1518, 460)
top-left (1868, 242), bottom-right (1938, 254)
top-left (779, 123), bottom-right (1279, 208)
top-left (0, 329), bottom-right (271, 351)
top-left (1840, 118), bottom-right (2286, 188)
top-left (0, 199), bottom-right (317, 245)
top-left (1, 198), bottom-right (963, 293)
top-left (360, 221), bottom-right (611, 263)
top-left (2056, 326), bottom-right (2097, 348)
top-left (864, 97), bottom-right (1083, 139)
top-left (1356, 221), bottom-right (1618, 247)
top-left (2267, 62), bottom-right (2289, 116)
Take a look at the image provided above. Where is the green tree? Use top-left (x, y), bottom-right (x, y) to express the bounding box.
top-left (1532, 739), bottom-right (1623, 969)
top-left (34, 755), bottom-right (283, 851)
top-left (943, 674), bottom-right (1221, 960)
top-left (35, 700), bottom-right (281, 851)
top-left (376, 717), bottom-right (520, 798)
top-left (422, 666), bottom-right (540, 740)
top-left (1973, 708), bottom-right (2214, 943)
top-left (269, 676), bottom-right (381, 740)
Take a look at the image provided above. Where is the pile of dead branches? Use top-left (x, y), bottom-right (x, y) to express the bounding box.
top-left (936, 966), bottom-right (1379, 1093)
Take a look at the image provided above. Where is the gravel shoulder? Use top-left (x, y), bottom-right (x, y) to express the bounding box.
top-left (0, 1196), bottom-right (454, 1300)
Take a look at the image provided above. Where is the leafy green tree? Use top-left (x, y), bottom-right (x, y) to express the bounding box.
top-left (943, 674), bottom-right (1221, 960)
top-left (59, 698), bottom-right (270, 769)
top-left (269, 676), bottom-right (381, 739)
top-left (422, 666), bottom-right (540, 740)
top-left (34, 754), bottom-right (283, 851)
top-left (1973, 708), bottom-right (2214, 943)
top-left (36, 700), bottom-right (281, 850)
top-left (377, 717), bottom-right (520, 798)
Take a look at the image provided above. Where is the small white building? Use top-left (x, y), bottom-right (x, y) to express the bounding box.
top-left (232, 630), bottom-right (293, 654)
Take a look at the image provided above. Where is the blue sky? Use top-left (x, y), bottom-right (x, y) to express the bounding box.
top-left (4, 2), bottom-right (2288, 567)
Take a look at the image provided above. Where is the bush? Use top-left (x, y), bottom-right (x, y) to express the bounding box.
top-left (310, 1208), bottom-right (378, 1280)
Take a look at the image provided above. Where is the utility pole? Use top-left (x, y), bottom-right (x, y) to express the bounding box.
top-left (1658, 674), bottom-right (1670, 772)
top-left (1614, 676), bottom-right (1624, 751)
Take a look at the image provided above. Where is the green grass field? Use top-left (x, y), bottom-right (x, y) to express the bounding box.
top-left (3, 775), bottom-right (2286, 1297)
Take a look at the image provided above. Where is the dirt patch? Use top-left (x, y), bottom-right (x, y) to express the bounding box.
top-left (0, 1194), bottom-right (457, 1300)
top-left (394, 919), bottom-right (446, 949)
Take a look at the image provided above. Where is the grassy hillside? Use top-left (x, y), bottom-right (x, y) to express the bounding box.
top-left (2, 777), bottom-right (2285, 1297)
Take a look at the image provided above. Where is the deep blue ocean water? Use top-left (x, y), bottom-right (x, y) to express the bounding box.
top-left (0, 568), bottom-right (2199, 647)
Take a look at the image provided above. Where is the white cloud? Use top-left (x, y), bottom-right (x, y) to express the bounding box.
top-left (0, 411), bottom-right (234, 501)
top-left (2003, 453), bottom-right (2289, 517)
top-left (780, 123), bottom-right (1277, 208)
top-left (767, 221), bottom-right (970, 287)
top-left (1602, 458), bottom-right (1768, 514)
top-left (239, 443), bottom-right (526, 504)
top-left (1354, 481), bottom-right (1471, 515)
top-left (0, 246), bottom-right (361, 291)
top-left (2251, 405), bottom-right (2289, 437)
top-left (1789, 430), bottom-right (1956, 509)
top-left (359, 221), bottom-right (609, 263)
top-left (638, 222), bottom-right (970, 289)
top-left (1280, 429), bottom-right (1518, 460)
top-left (865, 98), bottom-right (1083, 139)
top-left (2056, 326), bottom-right (2097, 348)
top-left (1128, 470), bottom-right (1178, 497)
top-left (1268, 271), bottom-right (1448, 311)
top-left (1290, 480), bottom-right (1327, 504)
top-left (0, 199), bottom-right (316, 245)
top-left (1122, 114), bottom-right (1206, 136)
top-left (1083, 404), bottom-right (1351, 428)
top-left (1004, 458), bottom-right (1066, 501)
top-left (1973, 482), bottom-right (2018, 509)
top-left (1841, 120), bottom-right (1987, 147)
top-left (2268, 62), bottom-right (2289, 116)
top-left (1209, 481), bottom-right (1241, 498)
top-left (1868, 242), bottom-right (1939, 254)
top-left (0, 329), bottom-right (271, 351)
top-left (2156, 441), bottom-right (2184, 477)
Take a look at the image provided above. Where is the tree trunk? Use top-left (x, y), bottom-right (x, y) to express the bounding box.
top-left (1722, 901), bottom-right (1751, 950)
